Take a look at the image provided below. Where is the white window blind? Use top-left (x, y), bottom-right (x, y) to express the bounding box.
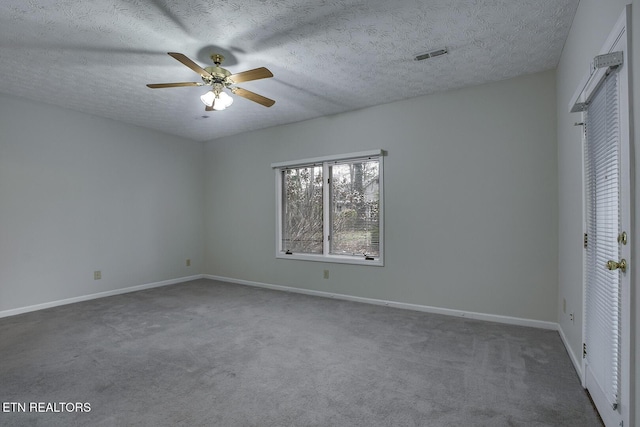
top-left (584, 70), bottom-right (621, 408)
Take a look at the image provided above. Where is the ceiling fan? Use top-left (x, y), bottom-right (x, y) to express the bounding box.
top-left (147, 52), bottom-right (275, 111)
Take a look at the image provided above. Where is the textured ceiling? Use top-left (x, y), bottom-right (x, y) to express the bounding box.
top-left (0, 0), bottom-right (579, 142)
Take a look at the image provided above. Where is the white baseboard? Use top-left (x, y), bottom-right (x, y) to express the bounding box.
top-left (557, 324), bottom-right (584, 382)
top-left (204, 274), bottom-right (559, 331)
top-left (0, 275), bottom-right (204, 319)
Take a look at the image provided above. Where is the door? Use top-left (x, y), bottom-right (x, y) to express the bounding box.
top-left (583, 68), bottom-right (624, 427)
top-left (581, 9), bottom-right (631, 427)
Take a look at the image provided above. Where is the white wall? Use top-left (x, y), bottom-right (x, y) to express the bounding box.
top-left (204, 70), bottom-right (558, 323)
top-left (0, 93), bottom-right (205, 313)
top-left (556, 1), bottom-right (637, 424)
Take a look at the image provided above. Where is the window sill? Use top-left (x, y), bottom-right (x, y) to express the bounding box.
top-left (276, 252), bottom-right (384, 266)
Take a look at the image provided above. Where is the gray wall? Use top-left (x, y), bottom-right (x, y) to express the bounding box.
top-left (0, 94), bottom-right (205, 312)
top-left (204, 70), bottom-right (558, 322)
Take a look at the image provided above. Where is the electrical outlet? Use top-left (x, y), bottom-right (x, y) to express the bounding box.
top-left (94, 271), bottom-right (101, 280)
top-left (186, 259), bottom-right (191, 267)
top-left (569, 312), bottom-right (574, 323)
top-left (323, 269), bottom-right (329, 279)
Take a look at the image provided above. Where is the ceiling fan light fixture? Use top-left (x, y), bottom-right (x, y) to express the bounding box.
top-left (213, 91), bottom-right (233, 111)
top-left (200, 90), bottom-right (216, 107)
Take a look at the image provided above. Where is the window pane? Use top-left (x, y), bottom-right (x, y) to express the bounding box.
top-left (282, 166), bottom-right (324, 254)
top-left (330, 159), bottom-right (379, 257)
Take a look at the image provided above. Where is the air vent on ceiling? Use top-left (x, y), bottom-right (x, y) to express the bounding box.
top-left (414, 48), bottom-right (448, 61)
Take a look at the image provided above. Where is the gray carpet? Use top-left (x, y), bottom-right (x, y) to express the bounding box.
top-left (0, 279), bottom-right (602, 426)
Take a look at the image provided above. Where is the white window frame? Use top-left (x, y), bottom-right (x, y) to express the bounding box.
top-left (272, 149), bottom-right (384, 266)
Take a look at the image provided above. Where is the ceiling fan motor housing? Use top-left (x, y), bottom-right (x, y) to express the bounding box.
top-left (202, 66), bottom-right (230, 86)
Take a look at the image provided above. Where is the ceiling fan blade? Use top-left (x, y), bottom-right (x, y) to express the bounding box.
top-left (147, 82), bottom-right (204, 88)
top-left (167, 52), bottom-right (212, 78)
top-left (205, 105), bottom-right (214, 112)
top-left (232, 87), bottom-right (275, 107)
top-left (227, 67), bottom-right (273, 84)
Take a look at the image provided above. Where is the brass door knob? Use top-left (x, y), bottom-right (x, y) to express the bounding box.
top-left (606, 259), bottom-right (627, 273)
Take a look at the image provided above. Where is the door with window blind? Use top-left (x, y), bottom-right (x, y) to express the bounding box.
top-left (580, 11), bottom-right (631, 426)
top-left (583, 69), bottom-right (624, 427)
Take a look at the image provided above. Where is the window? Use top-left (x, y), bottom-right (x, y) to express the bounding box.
top-left (272, 150), bottom-right (384, 266)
